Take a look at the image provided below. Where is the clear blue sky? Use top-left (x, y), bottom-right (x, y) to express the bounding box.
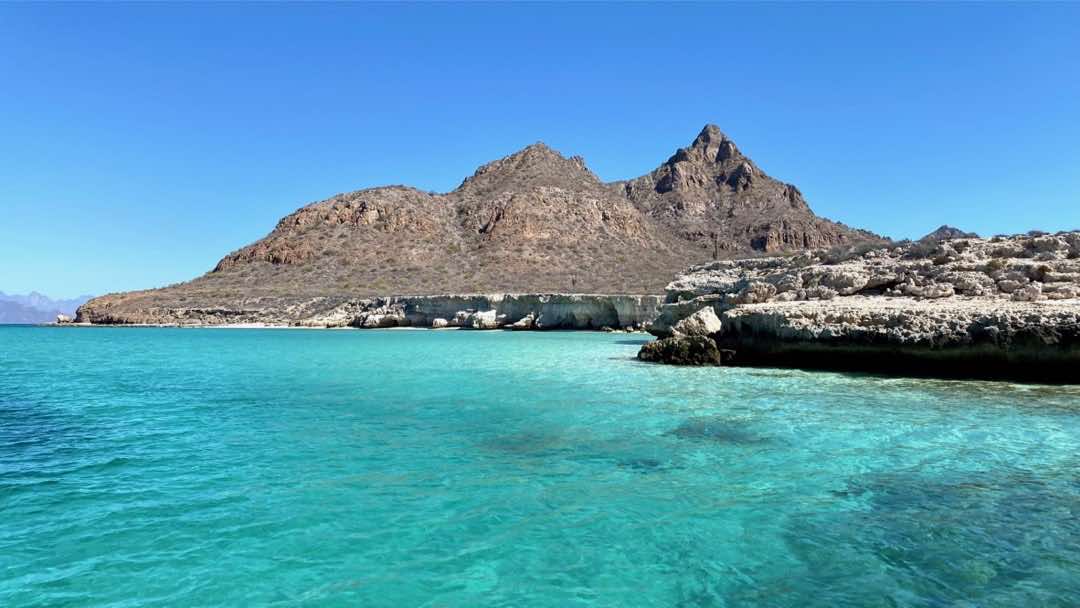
top-left (2, 3), bottom-right (1078, 298)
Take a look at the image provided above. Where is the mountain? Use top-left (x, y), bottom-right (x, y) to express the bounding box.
top-left (920, 225), bottom-right (978, 242)
top-left (77, 125), bottom-right (880, 324)
top-left (0, 300), bottom-right (63, 324)
top-left (0, 291), bottom-right (92, 324)
top-left (616, 125), bottom-right (878, 254)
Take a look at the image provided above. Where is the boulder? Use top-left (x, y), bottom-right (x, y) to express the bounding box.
top-left (732, 282), bottom-right (777, 304)
top-left (806, 266), bottom-right (871, 295)
top-left (1012, 283), bottom-right (1044, 302)
top-left (466, 309), bottom-right (506, 329)
top-left (452, 310), bottom-right (472, 326)
top-left (357, 313), bottom-right (401, 328)
top-left (913, 283), bottom-right (955, 299)
top-left (431, 318), bottom-right (449, 328)
top-left (1027, 235), bottom-right (1068, 254)
top-left (996, 279), bottom-right (1024, 294)
top-left (1045, 284), bottom-right (1080, 300)
top-left (672, 306), bottom-right (722, 337)
top-left (637, 335), bottom-right (729, 366)
top-left (507, 313), bottom-right (535, 330)
top-left (801, 286), bottom-right (838, 301)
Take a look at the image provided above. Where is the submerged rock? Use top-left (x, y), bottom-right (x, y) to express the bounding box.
top-left (667, 417), bottom-right (767, 445)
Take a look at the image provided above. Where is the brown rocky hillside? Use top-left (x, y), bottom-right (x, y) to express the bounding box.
top-left (616, 125), bottom-right (878, 254)
top-left (78, 125), bottom-right (879, 321)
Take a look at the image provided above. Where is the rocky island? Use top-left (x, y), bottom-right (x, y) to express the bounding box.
top-left (69, 123), bottom-right (1080, 382)
top-left (73, 125), bottom-right (875, 328)
top-left (641, 231), bottom-right (1080, 382)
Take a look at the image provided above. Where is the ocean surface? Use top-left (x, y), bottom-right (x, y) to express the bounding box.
top-left (1, 326), bottom-right (1078, 607)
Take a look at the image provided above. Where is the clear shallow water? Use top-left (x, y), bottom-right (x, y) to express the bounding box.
top-left (1, 327), bottom-right (1078, 607)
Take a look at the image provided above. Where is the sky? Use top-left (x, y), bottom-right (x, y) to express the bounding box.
top-left (2, 3), bottom-right (1078, 298)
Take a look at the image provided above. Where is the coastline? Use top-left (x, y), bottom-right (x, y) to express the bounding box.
top-left (71, 293), bottom-right (665, 331)
top-left (51, 320), bottom-right (648, 333)
top-left (638, 232), bottom-right (1080, 384)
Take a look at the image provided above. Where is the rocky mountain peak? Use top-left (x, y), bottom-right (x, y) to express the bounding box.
top-left (453, 141), bottom-right (600, 198)
top-left (687, 123), bottom-right (742, 163)
top-left (625, 125), bottom-right (763, 203)
top-left (619, 125), bottom-right (877, 253)
top-left (921, 225), bottom-right (979, 242)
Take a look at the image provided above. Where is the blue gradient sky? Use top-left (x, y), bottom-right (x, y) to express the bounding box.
top-left (2, 3), bottom-right (1078, 297)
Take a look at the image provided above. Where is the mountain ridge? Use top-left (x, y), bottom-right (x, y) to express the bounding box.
top-left (0, 291), bottom-right (93, 324)
top-left (77, 125), bottom-right (881, 324)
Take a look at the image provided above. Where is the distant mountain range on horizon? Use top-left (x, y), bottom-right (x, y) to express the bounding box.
top-left (0, 291), bottom-right (93, 324)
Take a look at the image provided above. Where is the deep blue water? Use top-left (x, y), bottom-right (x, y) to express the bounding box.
top-left (1, 326), bottom-right (1078, 607)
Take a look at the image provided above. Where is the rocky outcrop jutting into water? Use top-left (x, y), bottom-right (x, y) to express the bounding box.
top-left (640, 232), bottom-right (1080, 382)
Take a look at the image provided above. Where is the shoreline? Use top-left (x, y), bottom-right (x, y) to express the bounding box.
top-left (640, 231), bottom-right (1080, 384)
top-left (71, 293), bottom-right (665, 331)
top-left (49, 321), bottom-right (648, 334)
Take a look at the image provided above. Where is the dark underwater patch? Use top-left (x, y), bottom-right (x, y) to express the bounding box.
top-left (479, 430), bottom-right (568, 457)
top-left (616, 456), bottom-right (673, 474)
top-left (666, 416), bottom-right (769, 446)
top-left (786, 468), bottom-right (1080, 605)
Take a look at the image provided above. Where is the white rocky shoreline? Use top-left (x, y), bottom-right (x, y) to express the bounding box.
top-left (640, 231), bottom-right (1080, 382)
top-left (69, 293), bottom-right (663, 332)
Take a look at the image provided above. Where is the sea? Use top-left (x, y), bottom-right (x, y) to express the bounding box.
top-left (2, 326), bottom-right (1078, 607)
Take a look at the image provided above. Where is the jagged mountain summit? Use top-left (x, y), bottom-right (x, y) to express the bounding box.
top-left (77, 125), bottom-right (879, 325)
top-left (920, 225), bottom-right (979, 242)
top-left (617, 125), bottom-right (876, 254)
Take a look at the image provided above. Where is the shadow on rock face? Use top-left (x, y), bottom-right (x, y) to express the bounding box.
top-left (666, 416), bottom-right (769, 445)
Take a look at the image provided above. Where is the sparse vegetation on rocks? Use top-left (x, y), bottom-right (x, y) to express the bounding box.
top-left (78, 125), bottom-right (880, 325)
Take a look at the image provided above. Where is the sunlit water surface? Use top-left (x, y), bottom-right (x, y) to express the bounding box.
top-left (1, 326), bottom-right (1078, 607)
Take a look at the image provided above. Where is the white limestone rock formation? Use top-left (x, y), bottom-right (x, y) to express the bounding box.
top-left (643, 231), bottom-right (1080, 381)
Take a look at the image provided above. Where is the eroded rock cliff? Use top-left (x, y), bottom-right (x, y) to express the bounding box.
top-left (641, 231), bottom-right (1080, 381)
top-left (75, 293), bottom-right (663, 331)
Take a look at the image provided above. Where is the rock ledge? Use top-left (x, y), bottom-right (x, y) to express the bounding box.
top-left (640, 232), bottom-right (1080, 382)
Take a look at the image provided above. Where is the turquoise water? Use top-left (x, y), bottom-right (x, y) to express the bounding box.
top-left (1, 327), bottom-right (1078, 607)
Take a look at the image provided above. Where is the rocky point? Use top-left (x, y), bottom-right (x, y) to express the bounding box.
top-left (641, 231), bottom-right (1080, 382)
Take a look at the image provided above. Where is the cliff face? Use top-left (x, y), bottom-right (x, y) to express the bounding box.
top-left (74, 293), bottom-right (663, 330)
top-left (78, 125), bottom-right (879, 325)
top-left (641, 231), bottom-right (1080, 381)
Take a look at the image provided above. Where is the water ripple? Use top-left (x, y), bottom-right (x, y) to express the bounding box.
top-left (1, 326), bottom-right (1078, 606)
